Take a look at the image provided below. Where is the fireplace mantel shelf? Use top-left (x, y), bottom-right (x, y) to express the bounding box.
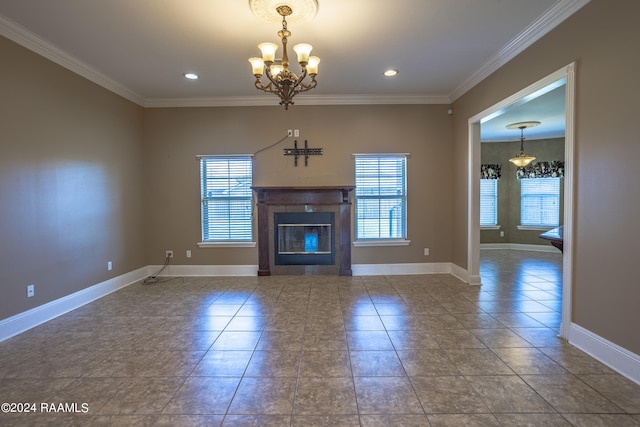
top-left (252, 186), bottom-right (354, 276)
top-left (252, 186), bottom-right (355, 191)
top-left (252, 186), bottom-right (355, 205)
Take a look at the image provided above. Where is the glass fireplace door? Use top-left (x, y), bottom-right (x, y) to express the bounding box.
top-left (277, 224), bottom-right (332, 254)
top-left (274, 212), bottom-right (335, 265)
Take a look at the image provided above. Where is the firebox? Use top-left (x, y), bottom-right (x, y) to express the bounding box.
top-left (274, 212), bottom-right (335, 265)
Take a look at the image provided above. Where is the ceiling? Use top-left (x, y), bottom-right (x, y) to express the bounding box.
top-left (481, 80), bottom-right (567, 142)
top-left (0, 0), bottom-right (586, 140)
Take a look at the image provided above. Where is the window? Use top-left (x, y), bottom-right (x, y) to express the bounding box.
top-left (480, 179), bottom-right (498, 227)
top-left (200, 156), bottom-right (253, 242)
top-left (355, 155), bottom-right (407, 240)
top-left (520, 177), bottom-right (560, 227)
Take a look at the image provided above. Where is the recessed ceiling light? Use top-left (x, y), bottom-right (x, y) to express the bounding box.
top-left (384, 69), bottom-right (398, 77)
top-left (184, 73), bottom-right (199, 80)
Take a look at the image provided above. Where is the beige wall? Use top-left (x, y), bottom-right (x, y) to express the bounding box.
top-left (0, 36), bottom-right (145, 320)
top-left (452, 0), bottom-right (640, 354)
top-left (481, 138), bottom-right (565, 245)
top-left (142, 104), bottom-right (453, 266)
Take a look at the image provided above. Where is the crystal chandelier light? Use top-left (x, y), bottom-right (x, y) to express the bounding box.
top-left (248, 5), bottom-right (320, 110)
top-left (507, 121), bottom-right (539, 167)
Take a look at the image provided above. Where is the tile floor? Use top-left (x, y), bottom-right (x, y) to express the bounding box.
top-left (1, 250), bottom-right (639, 426)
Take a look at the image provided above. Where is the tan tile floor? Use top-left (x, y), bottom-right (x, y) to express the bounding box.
top-left (1, 250), bottom-right (639, 426)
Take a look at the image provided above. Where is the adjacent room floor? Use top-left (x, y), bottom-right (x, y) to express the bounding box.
top-left (1, 250), bottom-right (639, 426)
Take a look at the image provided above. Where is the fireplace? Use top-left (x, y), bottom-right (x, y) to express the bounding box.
top-left (275, 212), bottom-right (335, 266)
top-left (252, 186), bottom-right (354, 276)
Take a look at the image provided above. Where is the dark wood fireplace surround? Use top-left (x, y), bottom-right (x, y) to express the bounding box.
top-left (252, 186), bottom-right (355, 276)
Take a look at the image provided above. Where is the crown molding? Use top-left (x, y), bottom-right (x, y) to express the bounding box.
top-left (143, 93), bottom-right (451, 108)
top-left (450, 0), bottom-right (591, 102)
top-left (291, 94), bottom-right (452, 106)
top-left (0, 13), bottom-right (145, 106)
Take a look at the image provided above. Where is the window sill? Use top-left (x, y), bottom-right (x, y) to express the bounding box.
top-left (198, 241), bottom-right (256, 248)
top-left (480, 225), bottom-right (501, 230)
top-left (517, 225), bottom-right (556, 231)
top-left (353, 239), bottom-right (411, 247)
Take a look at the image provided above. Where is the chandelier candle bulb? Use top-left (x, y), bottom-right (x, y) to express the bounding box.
top-left (258, 42), bottom-right (278, 63)
top-left (307, 56), bottom-right (320, 75)
top-left (293, 43), bottom-right (312, 64)
top-left (270, 64), bottom-right (284, 76)
top-left (249, 57), bottom-right (265, 76)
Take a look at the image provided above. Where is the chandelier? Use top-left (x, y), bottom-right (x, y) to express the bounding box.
top-left (248, 5), bottom-right (320, 109)
top-left (507, 121), bottom-right (539, 167)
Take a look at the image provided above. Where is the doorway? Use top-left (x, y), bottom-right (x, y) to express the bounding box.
top-left (467, 63), bottom-right (576, 340)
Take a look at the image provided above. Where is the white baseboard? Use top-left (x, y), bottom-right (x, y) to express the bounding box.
top-left (353, 262), bottom-right (458, 277)
top-left (154, 264), bottom-right (259, 277)
top-left (568, 323), bottom-right (640, 385)
top-left (157, 262), bottom-right (470, 280)
top-left (0, 266), bottom-right (151, 342)
top-left (480, 243), bottom-right (560, 253)
top-left (449, 262), bottom-right (482, 285)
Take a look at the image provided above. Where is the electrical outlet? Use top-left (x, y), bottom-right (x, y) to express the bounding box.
top-left (294, 129), bottom-right (300, 137)
top-left (500, 231), bottom-right (505, 237)
top-left (166, 250), bottom-right (173, 258)
top-left (107, 261), bottom-right (113, 271)
top-left (287, 129), bottom-right (293, 137)
top-left (424, 248), bottom-right (430, 256)
top-left (27, 284), bottom-right (34, 298)
top-left (186, 250), bottom-right (192, 258)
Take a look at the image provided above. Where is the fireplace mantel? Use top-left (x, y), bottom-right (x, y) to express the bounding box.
top-left (252, 186), bottom-right (355, 276)
top-left (253, 186), bottom-right (354, 205)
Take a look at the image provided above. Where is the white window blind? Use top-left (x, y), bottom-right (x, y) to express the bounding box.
top-left (355, 155), bottom-right (407, 239)
top-left (480, 179), bottom-right (498, 226)
top-left (200, 156), bottom-right (253, 241)
top-left (520, 177), bottom-right (560, 227)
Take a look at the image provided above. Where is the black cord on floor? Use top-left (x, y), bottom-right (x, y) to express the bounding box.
top-left (142, 255), bottom-right (184, 285)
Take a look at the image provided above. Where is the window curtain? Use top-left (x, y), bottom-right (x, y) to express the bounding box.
top-left (516, 161), bottom-right (564, 179)
top-left (481, 164), bottom-right (502, 179)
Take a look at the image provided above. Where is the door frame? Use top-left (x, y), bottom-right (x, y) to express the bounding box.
top-left (467, 63), bottom-right (576, 339)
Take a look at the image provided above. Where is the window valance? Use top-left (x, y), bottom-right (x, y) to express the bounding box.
top-left (481, 164), bottom-right (502, 179)
top-left (516, 161), bottom-right (565, 179)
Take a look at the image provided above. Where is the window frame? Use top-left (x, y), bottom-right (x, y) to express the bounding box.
top-left (480, 178), bottom-right (499, 228)
top-left (197, 155), bottom-right (256, 248)
top-left (353, 154), bottom-right (410, 246)
top-left (519, 177), bottom-right (561, 229)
